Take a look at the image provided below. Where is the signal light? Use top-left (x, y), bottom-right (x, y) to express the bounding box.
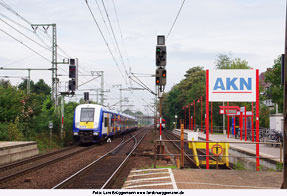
top-left (69, 79), bottom-right (76, 91)
top-left (162, 70), bottom-right (166, 78)
top-left (84, 92), bottom-right (89, 102)
top-left (69, 65), bottom-right (76, 78)
top-left (161, 68), bottom-right (166, 85)
top-left (156, 45), bottom-right (166, 67)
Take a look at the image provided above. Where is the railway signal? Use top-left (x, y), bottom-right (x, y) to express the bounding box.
top-left (68, 58), bottom-right (77, 92)
top-left (155, 68), bottom-right (161, 85)
top-left (161, 68), bottom-right (167, 86)
top-left (155, 67), bottom-right (167, 86)
top-left (69, 79), bottom-right (76, 91)
top-left (69, 65), bottom-right (76, 78)
top-left (156, 45), bottom-right (166, 67)
top-left (84, 92), bottom-right (89, 102)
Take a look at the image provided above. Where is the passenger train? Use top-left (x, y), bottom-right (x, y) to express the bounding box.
top-left (73, 104), bottom-right (137, 144)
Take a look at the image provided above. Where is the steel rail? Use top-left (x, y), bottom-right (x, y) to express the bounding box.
top-left (0, 144), bottom-right (102, 184)
top-left (0, 145), bottom-right (77, 172)
top-left (167, 131), bottom-right (232, 169)
top-left (101, 127), bottom-right (150, 189)
top-left (52, 127), bottom-right (148, 189)
top-left (163, 131), bottom-right (200, 168)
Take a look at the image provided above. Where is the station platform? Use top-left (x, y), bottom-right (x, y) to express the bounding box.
top-left (122, 168), bottom-right (282, 189)
top-left (173, 129), bottom-right (282, 166)
top-left (0, 141), bottom-right (39, 165)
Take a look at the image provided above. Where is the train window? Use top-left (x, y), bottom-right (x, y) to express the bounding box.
top-left (104, 117), bottom-right (109, 127)
top-left (80, 108), bottom-right (95, 122)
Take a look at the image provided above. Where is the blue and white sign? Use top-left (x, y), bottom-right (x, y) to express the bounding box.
top-left (209, 69), bottom-right (256, 102)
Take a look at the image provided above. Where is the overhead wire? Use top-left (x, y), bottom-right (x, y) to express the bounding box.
top-left (111, 0), bottom-right (133, 88)
top-left (84, 0), bottom-right (127, 86)
top-left (0, 27), bottom-right (51, 62)
top-left (101, 0), bottom-right (129, 83)
top-left (166, 0), bottom-right (186, 40)
top-left (0, 1), bottom-right (100, 96)
top-left (0, 0), bottom-right (69, 59)
top-left (0, 18), bottom-right (52, 51)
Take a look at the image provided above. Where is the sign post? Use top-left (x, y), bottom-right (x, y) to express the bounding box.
top-left (206, 70), bottom-right (210, 169)
top-left (49, 121), bottom-right (53, 146)
top-left (256, 69), bottom-right (260, 171)
top-left (207, 69), bottom-right (259, 170)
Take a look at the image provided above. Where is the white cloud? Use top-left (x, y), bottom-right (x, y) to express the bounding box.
top-left (0, 0), bottom-right (285, 113)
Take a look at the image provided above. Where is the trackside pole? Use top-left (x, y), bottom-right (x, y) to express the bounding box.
top-left (240, 111), bottom-right (243, 140)
top-left (256, 69), bottom-right (260, 171)
top-left (206, 70), bottom-right (210, 169)
top-left (252, 102), bottom-right (254, 142)
top-left (245, 106), bottom-right (247, 141)
top-left (184, 106), bottom-right (186, 129)
top-left (189, 103), bottom-right (191, 130)
top-left (233, 117), bottom-right (235, 136)
top-left (194, 100), bottom-right (196, 130)
top-left (211, 102), bottom-right (213, 134)
top-left (201, 96), bottom-right (203, 132)
top-left (283, 0), bottom-right (287, 188)
top-left (227, 102), bottom-right (229, 138)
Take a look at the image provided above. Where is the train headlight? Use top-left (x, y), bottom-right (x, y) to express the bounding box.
top-left (93, 132), bottom-right (99, 136)
top-left (73, 132), bottom-right (79, 136)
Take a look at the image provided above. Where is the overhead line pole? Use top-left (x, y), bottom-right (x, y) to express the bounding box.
top-left (0, 67), bottom-right (55, 94)
top-left (282, 0), bottom-right (287, 189)
top-left (31, 24), bottom-right (57, 107)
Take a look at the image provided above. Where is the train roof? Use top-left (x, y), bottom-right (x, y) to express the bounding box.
top-left (76, 104), bottom-right (136, 120)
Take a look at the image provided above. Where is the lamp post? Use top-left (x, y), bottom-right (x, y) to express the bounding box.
top-left (194, 100), bottom-right (196, 130)
top-left (175, 115), bottom-right (178, 129)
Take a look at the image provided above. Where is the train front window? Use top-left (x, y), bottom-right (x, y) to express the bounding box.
top-left (80, 108), bottom-right (95, 122)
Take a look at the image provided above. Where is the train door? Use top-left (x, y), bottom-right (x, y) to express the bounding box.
top-left (118, 115), bottom-right (120, 132)
top-left (102, 112), bottom-right (110, 136)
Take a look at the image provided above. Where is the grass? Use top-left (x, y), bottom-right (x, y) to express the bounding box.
top-left (276, 163), bottom-right (283, 172)
top-left (232, 162), bottom-right (245, 170)
top-left (148, 164), bottom-right (177, 169)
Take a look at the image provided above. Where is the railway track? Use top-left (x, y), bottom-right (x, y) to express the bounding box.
top-left (163, 131), bottom-right (200, 168)
top-left (0, 129), bottom-right (139, 187)
top-left (0, 145), bottom-right (77, 173)
top-left (0, 145), bottom-right (98, 185)
top-left (53, 127), bottom-right (150, 189)
top-left (163, 130), bottom-right (232, 169)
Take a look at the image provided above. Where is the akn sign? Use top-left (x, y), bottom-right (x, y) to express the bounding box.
top-left (208, 69), bottom-right (256, 102)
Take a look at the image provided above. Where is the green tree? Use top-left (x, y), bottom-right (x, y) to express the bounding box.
top-left (18, 79), bottom-right (51, 95)
top-left (264, 56), bottom-right (283, 113)
top-left (216, 54), bottom-right (250, 69)
top-left (0, 79), bottom-right (11, 89)
top-left (33, 79), bottom-right (51, 95)
top-left (18, 79), bottom-right (34, 92)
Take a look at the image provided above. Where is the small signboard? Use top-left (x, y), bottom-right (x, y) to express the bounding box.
top-left (211, 144), bottom-right (223, 156)
top-left (188, 132), bottom-right (198, 141)
top-left (49, 121), bottom-right (53, 129)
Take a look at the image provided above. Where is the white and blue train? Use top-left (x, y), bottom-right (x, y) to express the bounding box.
top-left (73, 104), bottom-right (137, 144)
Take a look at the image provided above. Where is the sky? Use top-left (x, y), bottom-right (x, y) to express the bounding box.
top-left (0, 0), bottom-right (286, 115)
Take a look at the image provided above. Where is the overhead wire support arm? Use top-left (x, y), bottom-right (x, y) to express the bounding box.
top-left (128, 74), bottom-right (156, 96)
top-left (78, 75), bottom-right (101, 88)
top-left (130, 73), bottom-right (156, 95)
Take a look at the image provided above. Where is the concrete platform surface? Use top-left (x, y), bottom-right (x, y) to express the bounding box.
top-left (173, 129), bottom-right (283, 163)
top-left (0, 141), bottom-right (39, 165)
top-left (122, 168), bottom-right (283, 189)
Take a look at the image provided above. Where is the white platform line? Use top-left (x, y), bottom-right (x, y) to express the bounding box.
top-left (123, 182), bottom-right (173, 189)
top-left (176, 182), bottom-right (277, 189)
top-left (129, 172), bottom-right (169, 177)
top-left (125, 176), bottom-right (171, 183)
top-left (168, 168), bottom-right (178, 189)
top-left (130, 168), bottom-right (168, 173)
